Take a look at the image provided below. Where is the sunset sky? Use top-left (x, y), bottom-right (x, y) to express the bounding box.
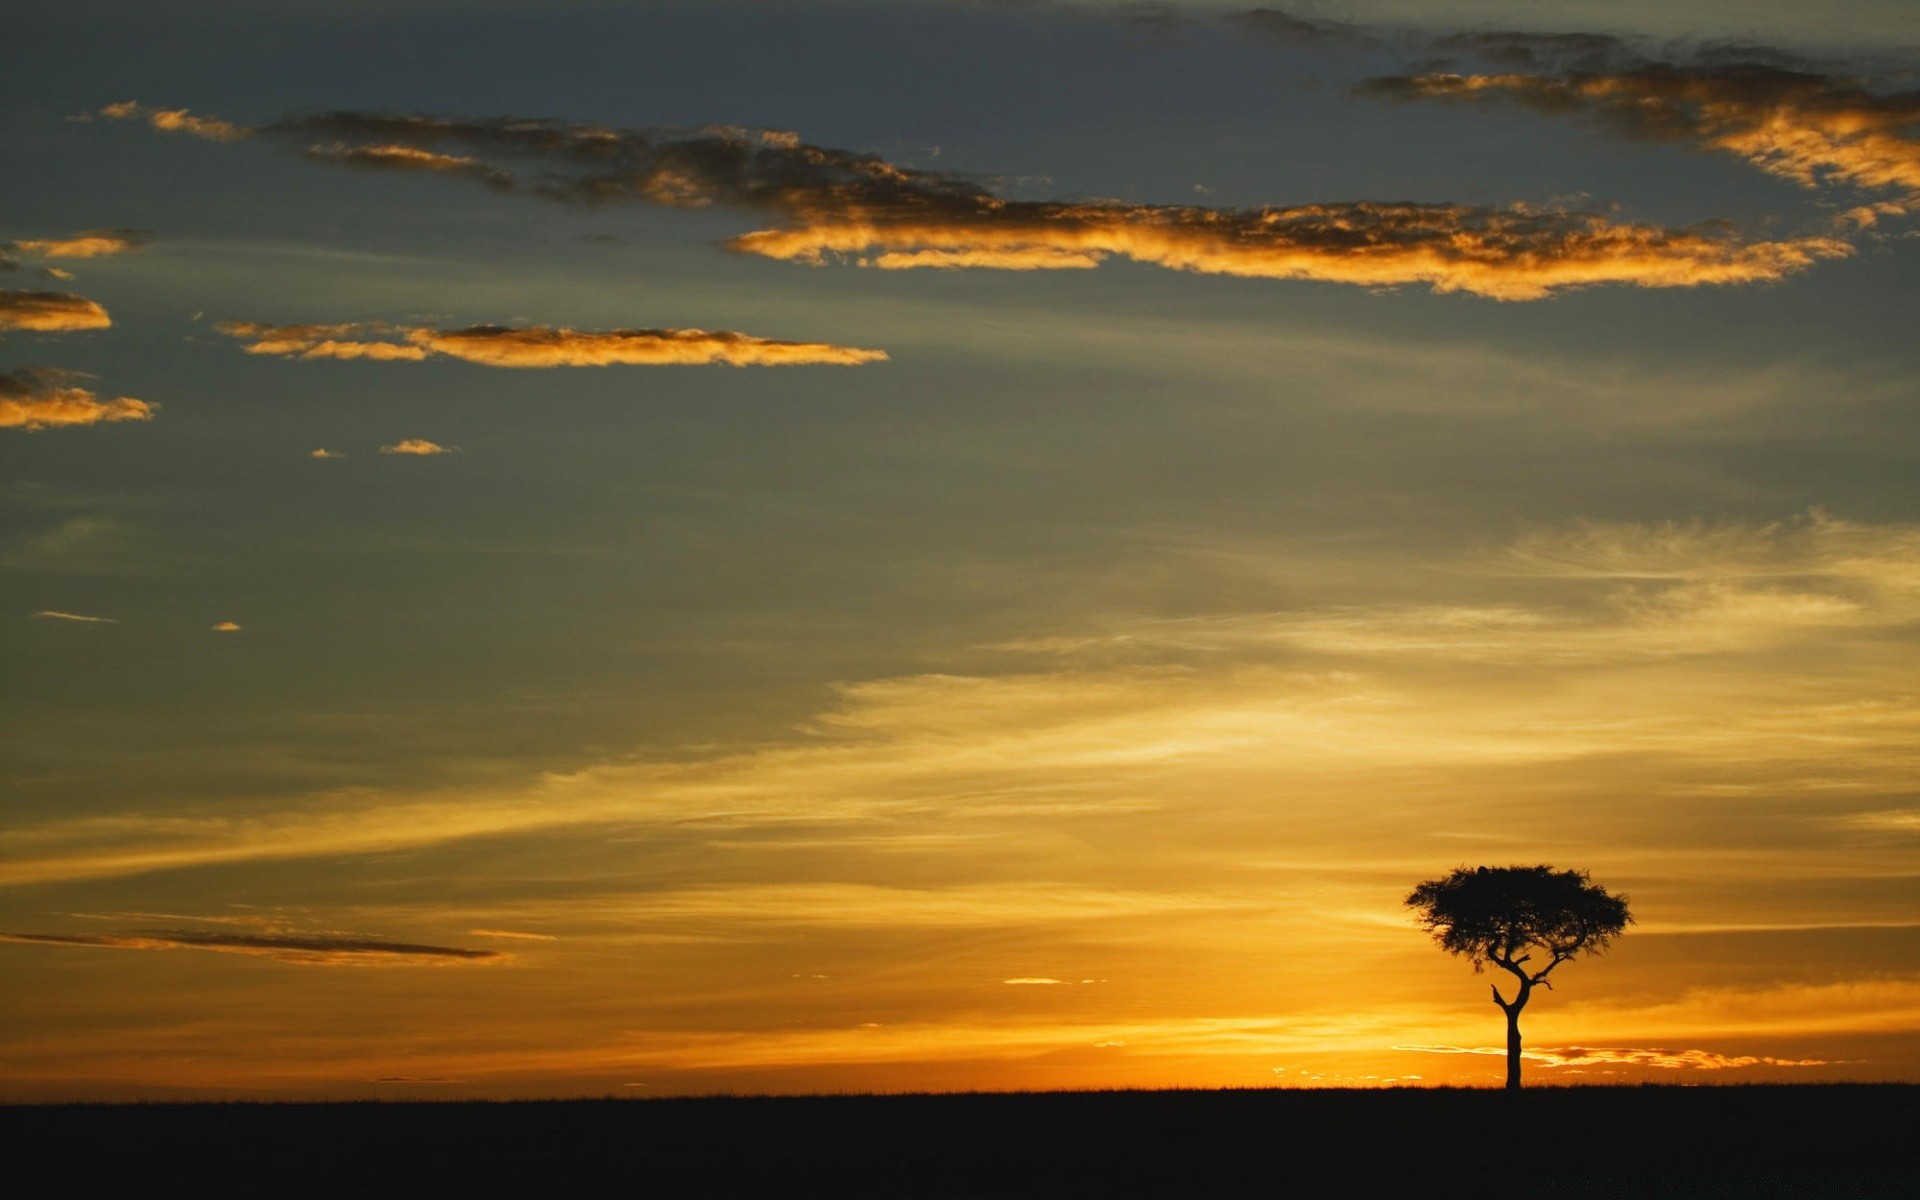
top-left (4, 0), bottom-right (1919, 1099)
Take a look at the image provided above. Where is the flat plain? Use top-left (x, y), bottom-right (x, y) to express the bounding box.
top-left (6, 1085), bottom-right (1915, 1194)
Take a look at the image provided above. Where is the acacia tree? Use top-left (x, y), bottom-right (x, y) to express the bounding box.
top-left (1406, 865), bottom-right (1632, 1090)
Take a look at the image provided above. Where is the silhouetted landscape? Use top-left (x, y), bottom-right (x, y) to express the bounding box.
top-left (8, 1085), bottom-right (1916, 1193)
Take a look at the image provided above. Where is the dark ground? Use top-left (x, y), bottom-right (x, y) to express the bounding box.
top-left (4, 1085), bottom-right (1915, 1195)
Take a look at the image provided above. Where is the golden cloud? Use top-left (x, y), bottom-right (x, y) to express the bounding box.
top-left (0, 929), bottom-right (505, 967)
top-left (216, 320), bottom-right (888, 367)
top-left (1366, 66), bottom-right (1920, 215)
top-left (1394, 1043), bottom-right (1833, 1070)
top-left (0, 368), bottom-right (153, 431)
top-left (113, 102), bottom-right (1850, 300)
top-left (31, 610), bottom-right (118, 624)
top-left (3, 229), bottom-right (151, 260)
top-left (0, 290), bottom-right (112, 332)
top-left (413, 325), bottom-right (889, 367)
top-left (724, 202), bottom-right (1848, 301)
top-left (210, 620), bottom-right (242, 632)
top-left (380, 439), bottom-right (453, 456)
top-left (305, 141), bottom-right (514, 189)
top-left (92, 100), bottom-right (248, 141)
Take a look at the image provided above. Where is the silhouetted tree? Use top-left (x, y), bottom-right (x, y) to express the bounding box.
top-left (1406, 865), bottom-right (1632, 1090)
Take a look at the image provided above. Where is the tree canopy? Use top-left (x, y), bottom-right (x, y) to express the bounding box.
top-left (1407, 864), bottom-right (1631, 975)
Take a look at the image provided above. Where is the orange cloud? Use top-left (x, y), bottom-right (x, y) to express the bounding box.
top-left (212, 320), bottom-right (427, 360)
top-left (1395, 1043), bottom-right (1835, 1070)
top-left (216, 320), bottom-right (888, 367)
top-left (305, 142), bottom-right (514, 189)
top-left (0, 368), bottom-right (152, 431)
top-left (3, 229), bottom-right (151, 260)
top-left (413, 325), bottom-right (889, 367)
top-left (725, 202), bottom-right (1848, 301)
top-left (31, 610), bottom-right (118, 624)
top-left (92, 100), bottom-right (248, 141)
top-left (381, 439), bottom-right (453, 456)
top-left (118, 103), bottom-right (1847, 300)
top-left (0, 929), bottom-right (504, 967)
top-left (0, 290), bottom-right (112, 332)
top-left (1366, 67), bottom-right (1920, 215)
top-left (210, 620), bottom-right (242, 632)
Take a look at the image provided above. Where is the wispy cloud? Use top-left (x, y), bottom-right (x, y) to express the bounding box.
top-left (1394, 1043), bottom-right (1834, 1070)
top-left (31, 609), bottom-right (117, 624)
top-left (90, 100), bottom-right (247, 141)
top-left (2, 229), bottom-right (151, 260)
top-left (0, 368), bottom-right (153, 431)
top-left (1226, 8), bottom-right (1378, 50)
top-left (0, 290), bottom-right (112, 332)
top-left (6, 513), bottom-right (1920, 886)
top-left (216, 320), bottom-right (888, 367)
top-left (467, 928), bottom-right (558, 941)
top-left (1365, 64), bottom-right (1920, 224)
top-left (380, 439), bottom-right (453, 456)
top-left (0, 929), bottom-right (505, 966)
top-left (106, 103), bottom-right (1850, 300)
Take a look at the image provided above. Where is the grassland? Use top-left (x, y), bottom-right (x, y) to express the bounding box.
top-left (6, 1084), bottom-right (1914, 1194)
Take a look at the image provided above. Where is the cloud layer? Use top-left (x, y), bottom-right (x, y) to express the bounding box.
top-left (100, 103), bottom-right (1853, 300)
top-left (0, 368), bottom-right (153, 431)
top-left (215, 320), bottom-right (889, 367)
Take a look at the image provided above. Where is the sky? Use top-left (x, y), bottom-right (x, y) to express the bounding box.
top-left (3, 0), bottom-right (1918, 1099)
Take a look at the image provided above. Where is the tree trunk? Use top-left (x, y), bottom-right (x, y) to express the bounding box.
top-left (1505, 1002), bottom-right (1524, 1090)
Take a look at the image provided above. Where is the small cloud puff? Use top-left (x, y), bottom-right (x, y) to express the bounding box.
top-left (381, 439), bottom-right (454, 456)
top-left (91, 100), bottom-right (248, 142)
top-left (2, 229), bottom-right (152, 260)
top-left (0, 368), bottom-right (153, 431)
top-left (309, 448), bottom-right (343, 459)
top-left (210, 620), bottom-right (242, 632)
top-left (0, 290), bottom-right (112, 332)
